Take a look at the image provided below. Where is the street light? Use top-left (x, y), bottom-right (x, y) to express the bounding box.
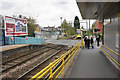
top-left (60, 17), bottom-right (62, 36)
top-left (68, 22), bottom-right (71, 38)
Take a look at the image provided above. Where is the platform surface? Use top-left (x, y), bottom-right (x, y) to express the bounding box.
top-left (0, 44), bottom-right (29, 52)
top-left (46, 39), bottom-right (81, 46)
top-left (67, 47), bottom-right (118, 78)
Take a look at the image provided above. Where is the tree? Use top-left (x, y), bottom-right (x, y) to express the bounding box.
top-left (62, 19), bottom-right (75, 36)
top-left (74, 16), bottom-right (80, 32)
top-left (24, 17), bottom-right (37, 37)
top-left (91, 24), bottom-right (95, 36)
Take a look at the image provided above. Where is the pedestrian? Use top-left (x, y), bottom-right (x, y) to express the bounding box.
top-left (98, 33), bottom-right (101, 41)
top-left (84, 36), bottom-right (87, 48)
top-left (96, 36), bottom-right (100, 47)
top-left (91, 36), bottom-right (94, 49)
top-left (82, 38), bottom-right (84, 48)
top-left (87, 36), bottom-right (90, 49)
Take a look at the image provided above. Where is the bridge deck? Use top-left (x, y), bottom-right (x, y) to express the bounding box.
top-left (67, 47), bottom-right (118, 78)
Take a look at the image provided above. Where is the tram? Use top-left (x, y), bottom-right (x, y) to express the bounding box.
top-left (76, 29), bottom-right (82, 39)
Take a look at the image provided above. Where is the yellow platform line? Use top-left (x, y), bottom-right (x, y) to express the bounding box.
top-left (100, 44), bottom-right (120, 56)
top-left (100, 47), bottom-right (120, 66)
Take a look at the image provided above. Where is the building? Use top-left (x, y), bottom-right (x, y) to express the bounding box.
top-left (94, 19), bottom-right (103, 34)
top-left (41, 26), bottom-right (58, 39)
top-left (34, 24), bottom-right (42, 38)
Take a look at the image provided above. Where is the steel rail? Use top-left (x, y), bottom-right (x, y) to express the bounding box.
top-left (16, 46), bottom-right (65, 80)
top-left (2, 45), bottom-right (61, 73)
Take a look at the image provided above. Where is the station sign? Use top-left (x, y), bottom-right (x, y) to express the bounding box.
top-left (4, 16), bottom-right (28, 36)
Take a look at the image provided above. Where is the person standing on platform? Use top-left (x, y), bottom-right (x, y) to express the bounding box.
top-left (82, 38), bottom-right (84, 48)
top-left (96, 36), bottom-right (100, 47)
top-left (87, 36), bottom-right (90, 49)
top-left (84, 36), bottom-right (87, 48)
top-left (91, 36), bottom-right (94, 49)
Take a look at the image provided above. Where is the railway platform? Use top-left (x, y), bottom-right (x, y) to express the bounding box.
top-left (0, 44), bottom-right (30, 52)
top-left (30, 41), bottom-right (119, 80)
top-left (66, 47), bottom-right (118, 78)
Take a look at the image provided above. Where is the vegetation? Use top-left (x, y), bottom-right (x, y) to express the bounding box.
top-left (24, 16), bottom-right (37, 37)
top-left (74, 16), bottom-right (80, 32)
top-left (86, 24), bottom-right (95, 36)
top-left (62, 19), bottom-right (75, 36)
top-left (91, 24), bottom-right (95, 36)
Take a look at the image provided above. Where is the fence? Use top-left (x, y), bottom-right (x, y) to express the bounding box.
top-left (30, 42), bottom-right (81, 80)
top-left (5, 37), bottom-right (45, 45)
top-left (0, 29), bottom-right (5, 46)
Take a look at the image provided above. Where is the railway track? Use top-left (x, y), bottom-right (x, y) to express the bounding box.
top-left (16, 47), bottom-right (67, 80)
top-left (2, 43), bottom-right (56, 62)
top-left (1, 44), bottom-right (68, 80)
top-left (2, 44), bottom-right (62, 73)
top-left (2, 44), bottom-right (46, 62)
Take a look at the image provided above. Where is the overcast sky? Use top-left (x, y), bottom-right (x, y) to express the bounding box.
top-left (0, 0), bottom-right (95, 28)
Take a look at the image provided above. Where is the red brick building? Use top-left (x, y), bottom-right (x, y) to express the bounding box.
top-left (94, 19), bottom-right (103, 34)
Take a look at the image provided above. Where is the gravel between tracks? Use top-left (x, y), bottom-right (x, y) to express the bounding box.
top-left (2, 44), bottom-right (69, 80)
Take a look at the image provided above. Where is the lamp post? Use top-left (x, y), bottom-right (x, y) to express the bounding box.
top-left (60, 17), bottom-right (62, 36)
top-left (89, 19), bottom-right (90, 36)
top-left (68, 22), bottom-right (71, 38)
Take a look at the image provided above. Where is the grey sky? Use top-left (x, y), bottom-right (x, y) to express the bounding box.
top-left (0, 0), bottom-right (95, 28)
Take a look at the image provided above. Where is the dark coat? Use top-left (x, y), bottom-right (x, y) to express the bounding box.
top-left (91, 38), bottom-right (94, 43)
top-left (96, 37), bottom-right (100, 41)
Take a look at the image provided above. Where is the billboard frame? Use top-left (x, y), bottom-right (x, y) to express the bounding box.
top-left (4, 16), bottom-right (28, 36)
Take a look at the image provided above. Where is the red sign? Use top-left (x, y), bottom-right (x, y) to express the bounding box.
top-left (5, 16), bottom-right (28, 36)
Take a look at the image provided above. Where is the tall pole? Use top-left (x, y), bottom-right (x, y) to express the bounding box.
top-left (89, 19), bottom-right (90, 30)
top-left (89, 19), bottom-right (90, 36)
top-left (79, 20), bottom-right (80, 28)
top-left (102, 18), bottom-right (104, 45)
top-left (86, 20), bottom-right (88, 35)
top-left (60, 17), bottom-right (62, 36)
top-left (86, 20), bottom-right (88, 30)
top-left (69, 22), bottom-right (70, 38)
top-left (86, 20), bottom-right (87, 35)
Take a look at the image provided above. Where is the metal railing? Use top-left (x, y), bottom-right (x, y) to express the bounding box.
top-left (30, 42), bottom-right (81, 80)
top-left (100, 44), bottom-right (120, 66)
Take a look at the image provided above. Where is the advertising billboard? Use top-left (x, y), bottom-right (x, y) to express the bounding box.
top-left (4, 16), bottom-right (28, 36)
